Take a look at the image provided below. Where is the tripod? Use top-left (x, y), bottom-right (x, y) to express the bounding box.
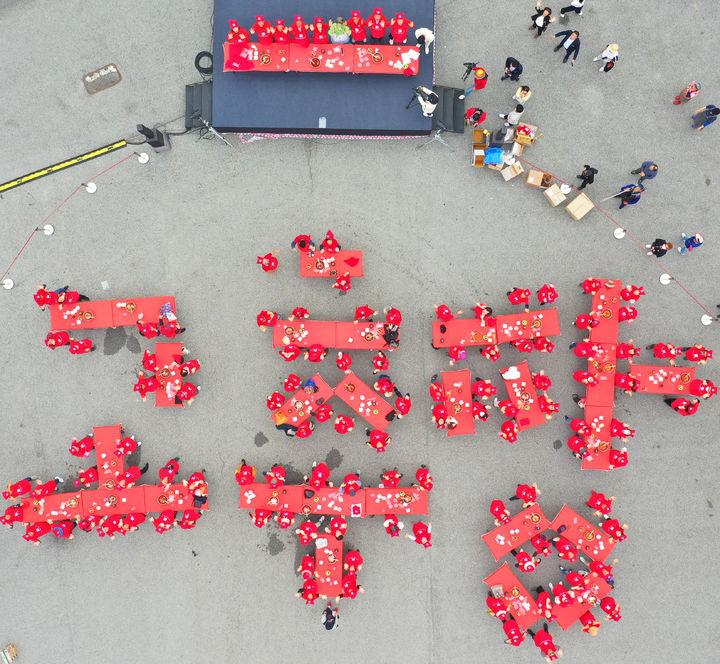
top-left (417, 124), bottom-right (454, 152)
top-left (193, 114), bottom-right (233, 147)
top-left (406, 92), bottom-right (421, 110)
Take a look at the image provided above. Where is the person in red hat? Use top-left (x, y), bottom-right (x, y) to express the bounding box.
top-left (535, 337), bottom-right (555, 353)
top-left (251, 15), bottom-right (274, 45)
top-left (334, 415), bottom-right (355, 435)
top-left (383, 514), bottom-right (403, 537)
top-left (249, 508), bottom-right (273, 529)
top-left (283, 373), bottom-right (302, 392)
top-left (458, 66), bottom-right (489, 100)
top-left (134, 371), bottom-right (160, 402)
top-left (274, 19), bottom-right (291, 43)
top-left (3, 477), bottom-right (35, 500)
top-left (335, 351), bottom-right (352, 373)
top-left (159, 458), bottom-right (180, 486)
top-left (507, 287), bottom-right (531, 306)
top-left (472, 399), bottom-right (490, 421)
top-left (298, 555), bottom-right (317, 580)
top-left (573, 370), bottom-right (599, 387)
top-left (341, 572), bottom-right (364, 599)
top-left (311, 17), bottom-right (330, 43)
top-left (537, 283), bottom-right (559, 305)
top-left (499, 419), bottom-right (519, 443)
top-left (304, 462), bottom-right (331, 489)
top-left (553, 534), bottom-right (579, 562)
top-left (33, 285), bottom-right (59, 309)
top-left (618, 305), bottom-right (638, 323)
top-left (326, 516), bottom-right (348, 540)
top-left (366, 428), bottom-right (390, 453)
top-left (315, 402), bottom-right (333, 423)
top-left (384, 306), bottom-right (402, 325)
top-left (235, 460), bottom-right (256, 485)
top-left (332, 273), bottom-right (352, 294)
top-left (414, 466), bottom-right (433, 491)
top-left (600, 517), bottom-right (628, 542)
top-left (406, 520), bottom-right (432, 548)
top-left (69, 435), bottom-right (94, 458)
top-left (367, 7), bottom-right (387, 43)
top-left (608, 447), bottom-right (629, 468)
top-left (305, 344), bottom-right (327, 363)
top-left (683, 344), bottom-right (713, 363)
top-left (614, 372), bottom-right (638, 394)
top-left (511, 548), bottom-right (541, 573)
top-left (665, 396), bottom-right (700, 416)
top-left (620, 284), bottom-right (645, 303)
top-left (574, 312), bottom-right (599, 329)
top-left (257, 252), bottom-right (279, 273)
top-left (151, 509), bottom-right (177, 534)
top-left (279, 344), bottom-right (301, 362)
top-left (23, 521), bottom-right (52, 545)
top-left (580, 277), bottom-right (602, 294)
top-left (274, 510), bottom-right (295, 529)
top-left (380, 468), bottom-right (402, 488)
top-left (527, 626), bottom-right (563, 661)
top-left (579, 610), bottom-right (602, 635)
top-left (296, 520), bottom-right (319, 545)
top-left (434, 303), bottom-right (462, 322)
top-left (45, 331), bottom-right (70, 349)
top-left (533, 371), bottom-right (552, 392)
top-left (689, 378), bottom-right (716, 399)
top-left (510, 483), bottom-right (540, 507)
top-left (1, 504), bottom-right (24, 527)
top-left (497, 400), bottom-right (519, 418)
top-left (600, 596), bottom-right (622, 621)
top-left (448, 344), bottom-right (467, 365)
top-left (567, 435), bottom-right (587, 459)
top-left (481, 344), bottom-right (501, 362)
top-left (354, 304), bottom-right (377, 322)
top-left (531, 534), bottom-right (552, 558)
top-left (503, 617), bottom-right (526, 646)
top-left (320, 230), bottom-right (341, 252)
top-left (69, 338), bottom-right (93, 355)
top-left (136, 315), bottom-right (160, 339)
top-left (256, 310), bottom-right (278, 331)
top-left (344, 549), bottom-right (363, 572)
top-left (615, 341), bottom-right (641, 359)
top-left (179, 510), bottom-right (201, 530)
top-left (538, 394), bottom-right (559, 419)
top-left (116, 463), bottom-right (148, 490)
top-left (371, 350), bottom-right (388, 374)
top-left (490, 499), bottom-right (511, 525)
top-left (610, 418), bottom-right (635, 440)
top-left (486, 593), bottom-right (509, 620)
top-left (263, 465), bottom-right (286, 486)
top-left (115, 436), bottom-right (138, 458)
top-left (395, 392), bottom-right (412, 417)
top-left (389, 12), bottom-right (415, 44)
top-left (226, 20), bottom-right (250, 44)
top-left (30, 478), bottom-right (63, 500)
top-left (348, 10), bottom-right (367, 42)
top-left (587, 491), bottom-right (615, 516)
top-left (472, 378), bottom-right (496, 400)
top-left (340, 473), bottom-right (362, 495)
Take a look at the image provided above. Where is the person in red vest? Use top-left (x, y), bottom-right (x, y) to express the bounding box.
top-left (389, 12), bottom-right (414, 44)
top-left (511, 548), bottom-right (541, 573)
top-left (290, 15), bottom-right (310, 47)
top-left (486, 593), bottom-right (508, 620)
top-left (68, 338), bottom-right (93, 355)
top-left (257, 252), bottom-right (279, 273)
top-left (174, 382), bottom-right (198, 406)
top-left (305, 462), bottom-right (331, 489)
top-left (159, 457), bottom-right (180, 486)
top-left (311, 17), bottom-right (330, 43)
top-left (380, 468), bottom-right (402, 488)
top-left (251, 15), bottom-right (274, 45)
top-left (179, 510), bottom-right (201, 530)
top-left (235, 460), bottom-right (256, 485)
top-left (33, 285), bottom-right (59, 309)
top-left (665, 396), bottom-right (700, 416)
top-left (151, 509), bottom-right (176, 534)
top-left (227, 20), bottom-right (250, 44)
top-left (579, 610), bottom-right (601, 635)
top-left (69, 435), bottom-right (94, 458)
top-left (600, 596), bottom-right (622, 621)
top-left (115, 436), bottom-right (138, 457)
top-left (503, 617), bottom-right (526, 646)
top-left (527, 625), bottom-right (563, 661)
top-left (45, 331), bottom-right (70, 349)
top-left (406, 520), bottom-right (432, 548)
top-left (367, 8), bottom-right (387, 44)
top-left (415, 466), bottom-right (433, 491)
top-left (348, 10), bottom-right (367, 42)
top-left (683, 344), bottom-right (713, 363)
top-left (274, 19), bottom-right (291, 43)
top-left (344, 550), bottom-right (363, 572)
top-left (383, 514), bottom-right (403, 537)
top-left (332, 273), bottom-right (352, 294)
top-left (490, 499), bottom-right (510, 525)
top-left (1, 504), bottom-right (24, 528)
top-left (587, 491), bottom-right (615, 515)
top-left (23, 521), bottom-right (52, 545)
top-left (3, 477), bottom-right (35, 500)
top-left (537, 283), bottom-right (559, 304)
top-left (296, 520), bottom-right (319, 545)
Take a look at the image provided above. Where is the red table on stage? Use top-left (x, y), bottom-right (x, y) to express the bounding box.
top-left (237, 483), bottom-right (305, 513)
top-left (584, 343), bottom-right (617, 407)
top-left (49, 300), bottom-right (114, 331)
top-left (335, 321), bottom-right (388, 350)
top-left (484, 563), bottom-right (542, 631)
top-left (431, 319), bottom-right (497, 348)
top-left (353, 45), bottom-right (420, 74)
top-left (333, 372), bottom-right (394, 431)
top-left (364, 487), bottom-right (429, 516)
top-left (441, 370), bottom-right (476, 436)
top-left (552, 574), bottom-right (612, 630)
top-left (495, 308), bottom-right (561, 344)
top-left (290, 44), bottom-right (353, 73)
top-left (315, 534), bottom-right (344, 599)
top-left (629, 363), bottom-right (696, 395)
top-left (223, 42), bottom-right (290, 71)
top-left (588, 280), bottom-right (622, 345)
top-left (550, 505), bottom-right (617, 562)
top-left (271, 374), bottom-right (334, 428)
top-left (304, 487), bottom-right (365, 517)
top-left (154, 342), bottom-right (184, 408)
top-left (273, 320), bottom-right (337, 349)
top-left (482, 505), bottom-right (551, 561)
top-left (300, 250), bottom-right (364, 278)
top-left (500, 361), bottom-right (546, 430)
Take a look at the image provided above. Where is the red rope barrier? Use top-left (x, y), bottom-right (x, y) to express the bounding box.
top-left (515, 155), bottom-right (715, 318)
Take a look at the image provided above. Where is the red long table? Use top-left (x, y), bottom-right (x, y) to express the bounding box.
top-left (584, 343), bottom-right (617, 408)
top-left (629, 363), bottom-right (695, 395)
top-left (223, 43), bottom-right (289, 71)
top-left (49, 296), bottom-right (176, 331)
top-left (500, 361), bottom-right (545, 431)
top-left (495, 308), bottom-right (561, 343)
top-left (353, 45), bottom-right (420, 74)
top-left (552, 575), bottom-right (612, 631)
top-left (483, 563), bottom-right (542, 631)
top-left (588, 281), bottom-right (622, 345)
top-left (315, 534), bottom-right (344, 598)
top-left (299, 250), bottom-right (364, 277)
top-left (333, 372), bottom-right (394, 431)
top-left (580, 404), bottom-right (615, 471)
top-left (272, 320), bottom-right (390, 350)
top-left (550, 505), bottom-right (617, 563)
top-left (155, 342), bottom-right (183, 408)
top-left (441, 370), bottom-right (476, 436)
top-left (290, 44), bottom-right (353, 73)
top-left (237, 483), bottom-right (306, 512)
top-left (271, 375), bottom-right (334, 427)
top-left (431, 319), bottom-right (497, 348)
top-left (482, 505), bottom-right (551, 561)
top-left (364, 487), bottom-right (429, 516)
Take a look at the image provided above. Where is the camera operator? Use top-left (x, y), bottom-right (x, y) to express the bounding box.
top-left (414, 86), bottom-right (439, 117)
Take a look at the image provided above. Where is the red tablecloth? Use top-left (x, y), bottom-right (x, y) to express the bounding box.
top-left (500, 361), bottom-right (545, 431)
top-left (21, 490), bottom-right (84, 522)
top-left (335, 321), bottom-right (389, 350)
top-left (81, 486), bottom-right (147, 516)
top-left (431, 319), bottom-right (497, 348)
top-left (299, 250), bottom-right (364, 277)
top-left (629, 363), bottom-right (695, 395)
top-left (290, 44), bottom-right (353, 73)
top-left (353, 45), bottom-right (420, 74)
top-left (550, 505), bottom-right (617, 562)
top-left (495, 308), bottom-right (561, 343)
top-left (271, 374), bottom-right (334, 427)
top-left (304, 487), bottom-right (365, 517)
top-left (482, 505), bottom-right (551, 561)
top-left (154, 342), bottom-right (184, 408)
top-left (315, 534), bottom-right (344, 598)
top-left (483, 563), bottom-right (542, 631)
top-left (273, 320), bottom-right (337, 348)
top-left (441, 369), bottom-right (476, 436)
top-left (588, 280), bottom-right (622, 345)
top-left (584, 343), bottom-right (617, 408)
top-left (94, 425), bottom-right (123, 485)
top-left (552, 575), bottom-right (612, 631)
top-left (111, 296), bottom-right (176, 327)
top-left (364, 487), bottom-right (429, 516)
top-left (49, 300), bottom-right (114, 331)
top-left (581, 405), bottom-right (614, 471)
top-left (333, 372), bottom-right (394, 431)
top-left (142, 484), bottom-right (198, 513)
top-left (237, 483), bottom-right (306, 513)
top-left (223, 42), bottom-right (290, 71)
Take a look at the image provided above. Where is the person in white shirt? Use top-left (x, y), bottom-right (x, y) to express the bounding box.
top-left (499, 104), bottom-right (525, 127)
top-left (560, 0), bottom-right (585, 17)
top-left (415, 86), bottom-right (439, 117)
top-left (414, 27), bottom-right (434, 54)
top-left (593, 43), bottom-right (619, 72)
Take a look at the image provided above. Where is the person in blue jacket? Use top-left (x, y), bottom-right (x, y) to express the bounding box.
top-left (551, 30), bottom-right (580, 65)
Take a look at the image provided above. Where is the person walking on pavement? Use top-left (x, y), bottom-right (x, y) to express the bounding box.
top-left (560, 0), bottom-right (585, 17)
top-left (529, 2), bottom-right (557, 38)
top-left (321, 603), bottom-right (340, 630)
top-left (630, 161), bottom-right (658, 184)
top-left (692, 105), bottom-right (719, 130)
top-left (674, 81), bottom-right (700, 105)
top-left (593, 43), bottom-right (619, 72)
top-left (500, 104), bottom-right (525, 127)
top-left (645, 238), bottom-right (673, 257)
top-left (577, 165), bottom-right (598, 190)
top-left (614, 183), bottom-right (644, 209)
top-left (678, 233), bottom-right (703, 255)
top-left (459, 65), bottom-right (489, 100)
top-left (513, 85), bottom-right (532, 104)
top-left (551, 30), bottom-right (581, 65)
top-left (501, 57), bottom-right (523, 81)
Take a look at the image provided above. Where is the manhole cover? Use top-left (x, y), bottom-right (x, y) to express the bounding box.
top-left (83, 64), bottom-right (122, 94)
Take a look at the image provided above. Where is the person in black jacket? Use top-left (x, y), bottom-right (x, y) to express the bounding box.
top-left (551, 30), bottom-right (580, 65)
top-left (576, 165), bottom-right (598, 190)
top-left (529, 1), bottom-right (557, 37)
top-left (501, 57), bottom-right (523, 81)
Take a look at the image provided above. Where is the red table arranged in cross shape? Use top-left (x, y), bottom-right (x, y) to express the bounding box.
top-left (584, 343), bottom-right (618, 407)
top-left (272, 320), bottom-right (391, 350)
top-left (552, 574), bottom-right (612, 631)
top-left (500, 361), bottom-right (546, 430)
top-left (628, 363), bottom-right (696, 395)
top-left (154, 342), bottom-right (184, 408)
top-left (580, 404), bottom-right (615, 471)
top-left (271, 374), bottom-right (334, 427)
top-left (335, 321), bottom-right (388, 350)
top-left (494, 308), bottom-right (561, 343)
top-left (588, 280), bottom-right (622, 345)
top-left (237, 483), bottom-right (306, 513)
top-left (353, 45), bottom-right (420, 74)
top-left (303, 487), bottom-right (366, 517)
top-left (363, 487), bottom-right (429, 516)
top-left (441, 369), bottom-right (476, 436)
top-left (49, 296), bottom-right (177, 331)
top-left (431, 318), bottom-right (497, 348)
top-left (315, 534), bottom-right (344, 599)
top-left (299, 250), bottom-right (364, 278)
top-left (333, 372), bottom-right (395, 431)
top-left (550, 505), bottom-right (617, 563)
top-left (483, 563), bottom-right (543, 631)
top-left (290, 44), bottom-right (354, 73)
top-left (482, 505), bottom-right (551, 561)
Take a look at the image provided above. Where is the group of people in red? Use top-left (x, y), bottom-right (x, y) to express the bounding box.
top-left (226, 10), bottom-right (416, 47)
top-left (36, 285), bottom-right (95, 354)
top-left (133, 348), bottom-right (201, 407)
top-left (487, 485), bottom-right (625, 659)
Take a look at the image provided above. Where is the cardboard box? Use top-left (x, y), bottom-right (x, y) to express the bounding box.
top-left (501, 162), bottom-right (524, 181)
top-left (473, 128), bottom-right (488, 143)
top-left (514, 123), bottom-right (538, 145)
top-left (565, 192), bottom-right (595, 220)
top-left (526, 170), bottom-right (543, 187)
top-left (511, 140), bottom-right (524, 155)
top-left (544, 184), bottom-right (566, 207)
top-left (487, 162), bottom-right (503, 171)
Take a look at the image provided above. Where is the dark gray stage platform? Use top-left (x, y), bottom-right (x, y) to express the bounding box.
top-left (211, 1), bottom-right (435, 135)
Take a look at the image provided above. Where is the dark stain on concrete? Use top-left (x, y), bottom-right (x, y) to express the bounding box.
top-left (325, 448), bottom-right (343, 470)
top-left (553, 439), bottom-right (562, 451)
top-left (267, 533), bottom-right (285, 556)
top-left (103, 327), bottom-right (127, 355)
top-left (126, 336), bottom-right (141, 353)
top-left (254, 432), bottom-right (269, 447)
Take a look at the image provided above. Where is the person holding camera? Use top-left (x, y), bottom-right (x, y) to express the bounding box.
top-left (458, 65), bottom-right (488, 100)
top-left (415, 86), bottom-right (439, 116)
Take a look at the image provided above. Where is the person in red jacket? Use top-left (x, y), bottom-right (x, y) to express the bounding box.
top-left (283, 373), bottom-right (302, 392)
top-left (159, 457), bottom-right (180, 486)
top-left (683, 344), bottom-right (713, 364)
top-left (587, 491), bottom-right (614, 515)
top-left (481, 344), bottom-right (501, 362)
top-left (527, 626), bottom-right (563, 661)
top-left (383, 514), bottom-right (403, 537)
top-left (509, 483), bottom-right (540, 506)
top-left (151, 509), bottom-right (176, 534)
top-left (689, 379), bottom-right (717, 399)
top-left (69, 338), bottom-right (93, 355)
top-left (274, 19), bottom-right (291, 43)
top-left (256, 310), bottom-right (278, 330)
top-left (296, 520), bottom-right (319, 545)
top-left (406, 520), bottom-right (432, 548)
top-left (574, 312), bottom-right (599, 329)
top-left (340, 473), bottom-right (362, 495)
top-left (610, 418), bottom-right (635, 440)
top-left (507, 287), bottom-right (531, 306)
top-left (573, 370), bottom-right (599, 387)
top-left (263, 465), bottom-right (286, 486)
top-left (553, 534), bottom-right (579, 562)
top-left (618, 305), bottom-right (638, 323)
top-left (23, 521), bottom-right (52, 545)
top-left (341, 572), bottom-right (365, 599)
top-left (367, 7), bottom-right (387, 43)
top-left (348, 10), bottom-right (367, 42)
top-left (69, 435), bottom-right (94, 457)
top-left (251, 15), bottom-right (274, 45)
top-left (310, 17), bottom-right (330, 43)
top-left (490, 499), bottom-right (511, 525)
top-left (614, 372), bottom-right (638, 394)
top-left (579, 610), bottom-right (601, 635)
top-left (354, 304), bottom-right (377, 322)
top-left (134, 371), bottom-right (160, 401)
top-left (250, 509), bottom-right (273, 529)
top-left (616, 341), bottom-right (641, 359)
top-left (326, 516), bottom-right (348, 540)
top-left (275, 510), bottom-right (295, 529)
top-left (1, 504), bottom-right (24, 527)
top-left (335, 351), bottom-right (352, 373)
top-left (141, 349), bottom-right (158, 372)
top-left (531, 534), bottom-right (552, 558)
top-left (179, 510), bottom-right (201, 530)
top-left (503, 617), bottom-right (526, 646)
top-left (608, 447), bottom-right (629, 468)
top-left (235, 460), bottom-right (256, 485)
top-left (321, 230), bottom-right (341, 252)
top-left (115, 436), bottom-right (138, 457)
top-left (257, 252), bottom-right (279, 273)
top-left (291, 234), bottom-right (315, 253)
top-left (314, 402), bottom-right (333, 423)
top-left (665, 396), bottom-right (700, 415)
top-left (366, 429), bottom-right (390, 453)
top-left (298, 555), bottom-right (317, 580)
top-left (305, 344), bottom-right (327, 363)
top-left (33, 286), bottom-right (59, 309)
top-left (499, 419), bottom-right (519, 443)
top-left (537, 283), bottom-right (559, 304)
top-left (116, 462), bottom-right (148, 490)
top-left (226, 20), bottom-right (250, 44)
top-left (136, 316), bottom-right (160, 339)
top-left (305, 462), bottom-right (331, 489)
top-left (511, 548), bottom-right (541, 573)
top-left (415, 466), bottom-right (434, 491)
top-left (434, 304), bottom-right (463, 322)
top-left (380, 468), bottom-right (402, 488)
top-left (334, 415), bottom-right (355, 434)
top-left (3, 477), bottom-right (35, 500)
top-left (394, 392), bottom-right (412, 418)
top-left (332, 274), bottom-right (352, 294)
top-left (344, 549), bottom-right (364, 572)
top-left (465, 108), bottom-right (487, 126)
top-left (570, 340), bottom-right (596, 357)
top-left (497, 400), bottom-right (519, 418)
top-left (30, 478), bottom-right (63, 500)
top-left (600, 517), bottom-right (628, 542)
top-left (45, 331), bottom-right (71, 349)
top-left (389, 12), bottom-right (414, 44)
top-left (486, 593), bottom-right (509, 620)
top-left (174, 382), bottom-right (198, 406)
top-left (600, 596), bottom-right (622, 621)
top-left (581, 277), bottom-right (602, 294)
top-left (279, 344), bottom-right (302, 362)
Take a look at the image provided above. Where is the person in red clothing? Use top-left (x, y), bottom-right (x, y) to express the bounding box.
top-left (320, 229), bottom-right (341, 252)
top-left (490, 499), bottom-right (511, 525)
top-left (3, 477), bottom-right (35, 500)
top-left (374, 375), bottom-right (395, 396)
top-left (69, 435), bottom-right (94, 458)
top-left (366, 429), bottom-right (390, 453)
top-left (136, 315), bottom-right (160, 339)
top-left (503, 617), bottom-right (526, 646)
top-left (257, 252), bottom-right (279, 273)
top-left (570, 340), bottom-right (596, 357)
top-left (273, 19), bottom-right (290, 43)
top-left (23, 521), bottom-right (52, 545)
top-left (538, 395), bottom-right (559, 419)
top-left (296, 520), bottom-right (319, 545)
top-left (344, 549), bottom-right (363, 572)
top-left (123, 513), bottom-right (145, 532)
top-left (511, 338), bottom-right (534, 354)
top-left (180, 360), bottom-right (200, 377)
top-left (336, 351), bottom-right (353, 373)
top-left (298, 555), bottom-right (317, 580)
top-left (45, 331), bottom-right (70, 349)
top-left (249, 508), bottom-right (273, 529)
top-left (618, 305), bottom-right (638, 323)
top-left (1, 504), bottom-right (24, 527)
top-left (600, 517), bottom-right (628, 542)
top-left (251, 15), bottom-right (274, 44)
top-left (354, 304), bottom-right (377, 322)
top-left (583, 557), bottom-right (618, 588)
top-left (574, 312), bottom-right (599, 329)
top-left (471, 378), bottom-right (496, 400)
top-left (615, 341), bottom-right (641, 359)
top-left (665, 396), bottom-right (700, 415)
top-left (581, 277), bottom-right (602, 294)
top-left (389, 12), bottom-right (414, 44)
top-left (340, 473), bottom-right (362, 495)
top-left (470, 400), bottom-right (489, 421)
top-left (383, 514), bottom-right (404, 537)
top-left (689, 379), bottom-right (717, 399)
top-left (274, 510), bottom-right (295, 529)
top-left (573, 370), bottom-right (599, 387)
top-left (481, 344), bottom-right (501, 362)
top-left (610, 418), bottom-right (635, 440)
top-left (334, 415), bottom-right (355, 434)
top-left (566, 417), bottom-right (590, 435)
top-left (310, 17), bottom-right (330, 43)
top-left (68, 338), bottom-right (93, 354)
top-left (151, 509), bottom-right (176, 534)
top-left (235, 460), bottom-right (256, 485)
top-left (507, 287), bottom-right (531, 306)
top-left (305, 344), bottom-right (327, 363)
top-left (458, 66), bottom-right (489, 100)
top-left (314, 402), bottom-right (333, 423)
top-left (579, 610), bottom-right (601, 635)
top-left (263, 465), bottom-right (286, 486)
top-left (587, 491), bottom-right (614, 515)
top-left (527, 626), bottom-right (563, 661)
top-left (380, 468), bottom-right (402, 488)
top-left (415, 466), bottom-right (434, 491)
top-left (283, 373), bottom-right (302, 392)
top-left (566, 434), bottom-right (588, 460)
top-left (295, 420), bottom-right (315, 439)
top-left (159, 319), bottom-right (185, 338)
top-left (620, 284), bottom-right (645, 303)
top-left (614, 372), bottom-right (638, 394)
top-left (368, 350), bottom-right (388, 375)
top-left (256, 310), bottom-right (278, 331)
top-left (174, 382), bottom-right (198, 406)
top-left (434, 304), bottom-right (463, 322)
top-left (116, 462), bottom-right (148, 490)
top-left (448, 344), bottom-right (467, 365)
top-left (226, 19), bottom-right (250, 44)
top-left (608, 447), bottom-right (629, 468)
top-left (141, 350), bottom-right (158, 372)
top-left (134, 372), bottom-right (160, 402)
top-left (332, 273), bottom-right (352, 294)
top-left (115, 436), bottom-right (138, 457)
top-left (600, 596), bottom-right (622, 621)
top-left (553, 534), bottom-right (579, 562)
top-left (33, 286), bottom-right (60, 309)
top-left (96, 514), bottom-right (122, 538)
top-left (178, 510), bottom-right (201, 530)
top-left (406, 520), bottom-right (432, 548)
top-left (327, 516), bottom-right (348, 540)
top-left (432, 403), bottom-right (449, 429)
top-left (159, 457), bottom-right (180, 486)
top-left (486, 593), bottom-right (509, 620)
top-left (291, 234), bottom-right (315, 253)
top-left (341, 572), bottom-right (365, 599)
top-left (531, 534), bottom-right (552, 558)
top-left (429, 378), bottom-right (444, 402)
top-left (384, 306), bottom-right (402, 325)
top-left (533, 372), bottom-right (553, 392)
top-left (367, 7), bottom-right (387, 43)
top-left (348, 10), bottom-right (367, 42)
top-left (473, 301), bottom-right (494, 324)
top-left (535, 337), bottom-right (555, 353)
top-left (30, 478), bottom-right (63, 500)
top-left (511, 548), bottom-right (541, 573)
top-left (279, 344), bottom-right (302, 362)
top-left (683, 344), bottom-right (713, 364)
top-left (509, 483), bottom-right (540, 507)
top-left (497, 400), bottom-right (519, 418)
top-left (465, 107), bottom-right (487, 126)
top-left (50, 519), bottom-right (75, 539)
top-left (288, 306), bottom-right (310, 321)
top-left (394, 393), bottom-right (412, 418)
top-left (537, 283), bottom-right (559, 305)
